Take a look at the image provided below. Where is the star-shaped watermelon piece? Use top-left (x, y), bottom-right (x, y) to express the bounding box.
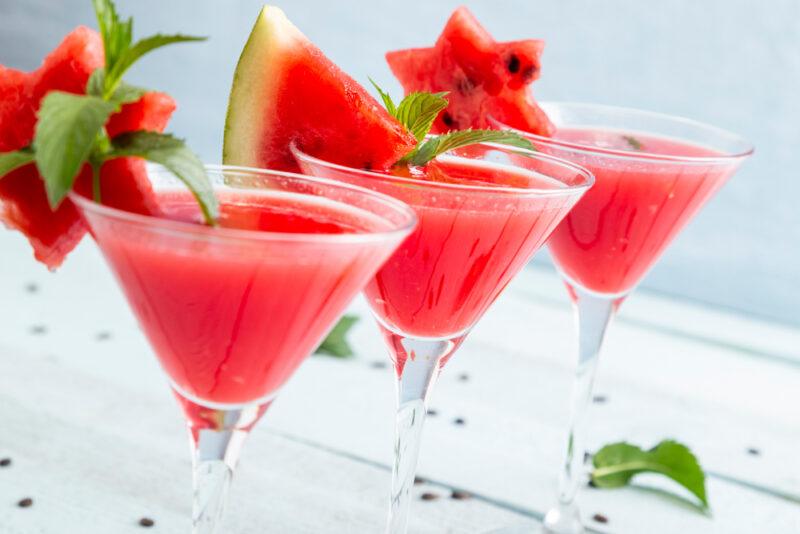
top-left (386, 6), bottom-right (554, 136)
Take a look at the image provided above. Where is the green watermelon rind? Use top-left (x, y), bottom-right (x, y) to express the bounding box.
top-left (222, 6), bottom-right (302, 166)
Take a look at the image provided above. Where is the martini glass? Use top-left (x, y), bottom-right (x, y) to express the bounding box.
top-left (69, 165), bottom-right (416, 534)
top-left (293, 144), bottom-right (593, 534)
top-left (492, 103), bottom-right (753, 533)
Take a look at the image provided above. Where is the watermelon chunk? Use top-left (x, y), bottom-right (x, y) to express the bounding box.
top-left (385, 6), bottom-right (554, 136)
top-left (223, 6), bottom-right (416, 172)
top-left (0, 27), bottom-right (175, 269)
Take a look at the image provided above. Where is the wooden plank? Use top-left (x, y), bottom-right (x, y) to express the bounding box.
top-left (1, 232), bottom-right (798, 532)
top-left (0, 347), bottom-right (530, 534)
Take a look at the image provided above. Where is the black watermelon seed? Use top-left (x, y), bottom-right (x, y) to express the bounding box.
top-left (592, 395), bottom-right (607, 404)
top-left (426, 409), bottom-right (438, 417)
top-left (450, 490), bottom-right (471, 500)
top-left (746, 447), bottom-right (761, 456)
top-left (420, 492), bottom-right (439, 501)
top-left (17, 498), bottom-right (33, 508)
top-left (521, 65), bottom-right (537, 81)
top-left (0, 458), bottom-right (11, 467)
top-left (369, 360), bottom-right (387, 369)
top-left (588, 479), bottom-right (597, 488)
top-left (457, 373), bottom-right (469, 382)
top-left (441, 112), bottom-right (456, 129)
top-left (96, 331), bottom-right (112, 341)
top-left (592, 513), bottom-right (608, 524)
top-left (453, 417), bottom-right (466, 426)
top-left (139, 517), bottom-right (155, 527)
top-left (30, 325), bottom-right (47, 335)
top-left (24, 283), bottom-right (39, 294)
top-left (414, 476), bottom-right (426, 485)
top-left (507, 54), bottom-right (521, 74)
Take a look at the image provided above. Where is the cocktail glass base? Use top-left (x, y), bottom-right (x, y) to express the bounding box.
top-left (174, 390), bottom-right (273, 534)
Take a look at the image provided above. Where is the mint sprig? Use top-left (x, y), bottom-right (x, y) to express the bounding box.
top-left (33, 92), bottom-right (117, 206)
top-left (92, 0), bottom-right (205, 100)
top-left (404, 129), bottom-right (533, 166)
top-left (109, 132), bottom-right (216, 223)
top-left (591, 440), bottom-right (709, 510)
top-left (315, 314), bottom-right (359, 358)
top-left (0, 149), bottom-right (35, 177)
top-left (369, 80), bottom-right (533, 166)
top-left (0, 0), bottom-right (217, 224)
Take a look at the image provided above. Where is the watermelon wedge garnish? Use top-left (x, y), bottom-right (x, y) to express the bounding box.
top-left (0, 27), bottom-right (176, 269)
top-left (223, 6), bottom-right (417, 172)
top-left (385, 6), bottom-right (555, 136)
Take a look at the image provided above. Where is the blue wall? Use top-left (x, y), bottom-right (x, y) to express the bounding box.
top-left (1, 0), bottom-right (797, 325)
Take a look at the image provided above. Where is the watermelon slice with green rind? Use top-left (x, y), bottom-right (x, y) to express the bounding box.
top-left (223, 6), bottom-right (416, 172)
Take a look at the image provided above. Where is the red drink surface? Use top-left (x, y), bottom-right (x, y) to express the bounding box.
top-left (546, 127), bottom-right (737, 296)
top-left (86, 190), bottom-right (398, 405)
top-left (365, 157), bottom-right (578, 338)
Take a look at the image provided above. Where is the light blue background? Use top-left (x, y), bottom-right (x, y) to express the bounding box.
top-left (1, 0), bottom-right (797, 325)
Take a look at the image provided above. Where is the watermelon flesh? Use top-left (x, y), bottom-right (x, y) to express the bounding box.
top-left (223, 6), bottom-right (416, 172)
top-left (385, 6), bottom-right (555, 136)
top-left (0, 26), bottom-right (175, 269)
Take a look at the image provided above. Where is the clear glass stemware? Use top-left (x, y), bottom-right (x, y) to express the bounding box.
top-left (493, 103), bottom-right (753, 533)
top-left (294, 144), bottom-right (593, 534)
top-left (71, 165), bottom-right (416, 533)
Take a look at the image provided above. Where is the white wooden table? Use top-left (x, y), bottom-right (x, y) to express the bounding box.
top-left (1, 230), bottom-right (798, 533)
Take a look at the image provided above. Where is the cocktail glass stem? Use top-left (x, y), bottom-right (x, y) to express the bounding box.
top-left (383, 330), bottom-right (464, 534)
top-left (178, 394), bottom-right (271, 534)
top-left (543, 284), bottom-right (618, 534)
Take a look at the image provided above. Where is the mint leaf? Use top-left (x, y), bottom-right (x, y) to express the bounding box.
top-left (92, 0), bottom-right (132, 75)
top-left (369, 78), bottom-right (397, 117)
top-left (108, 131), bottom-right (218, 224)
top-left (369, 80), bottom-right (448, 142)
top-left (394, 92), bottom-right (449, 142)
top-left (109, 81), bottom-right (148, 107)
top-left (0, 149), bottom-right (35, 179)
top-left (404, 129), bottom-right (533, 166)
top-left (106, 34), bottom-right (206, 91)
top-left (33, 92), bottom-right (116, 207)
top-left (87, 69), bottom-right (147, 106)
top-left (591, 440), bottom-right (708, 509)
top-left (315, 315), bottom-right (359, 358)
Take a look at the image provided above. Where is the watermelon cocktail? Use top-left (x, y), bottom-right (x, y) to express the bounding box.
top-left (493, 103), bottom-right (752, 533)
top-left (72, 166), bottom-right (416, 533)
top-left (294, 143), bottom-right (592, 533)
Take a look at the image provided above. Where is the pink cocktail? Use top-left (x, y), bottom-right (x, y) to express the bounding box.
top-left (71, 166), bottom-right (416, 533)
top-left (294, 144), bottom-right (593, 533)
top-left (493, 103), bottom-right (753, 534)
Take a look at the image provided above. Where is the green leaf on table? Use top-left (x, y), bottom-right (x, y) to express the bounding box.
top-left (393, 92), bottom-right (449, 142)
top-left (0, 148), bottom-right (35, 179)
top-left (315, 315), bottom-right (359, 358)
top-left (33, 92), bottom-right (116, 207)
top-left (403, 128), bottom-right (534, 166)
top-left (591, 440), bottom-right (708, 509)
top-left (108, 131), bottom-right (218, 224)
